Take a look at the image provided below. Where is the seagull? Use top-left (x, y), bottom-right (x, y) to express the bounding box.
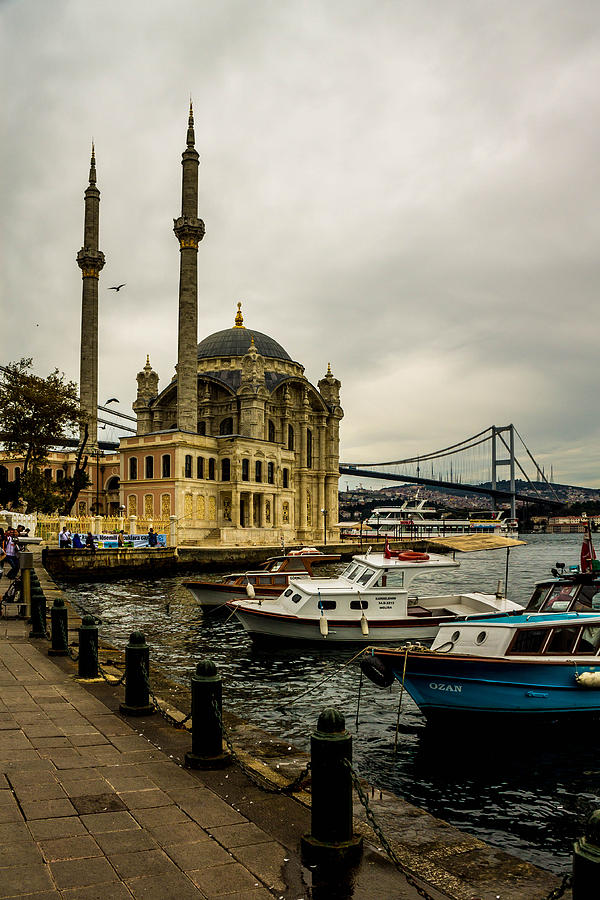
top-left (109, 283), bottom-right (126, 291)
top-left (105, 398), bottom-right (119, 404)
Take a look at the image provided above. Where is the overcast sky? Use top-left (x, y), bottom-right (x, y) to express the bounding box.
top-left (2, 0), bottom-right (600, 486)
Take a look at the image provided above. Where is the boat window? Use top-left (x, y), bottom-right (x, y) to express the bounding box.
top-left (546, 626), bottom-right (581, 654)
top-left (357, 568), bottom-right (374, 586)
top-left (284, 589), bottom-right (293, 597)
top-left (574, 585), bottom-right (600, 611)
top-left (542, 584), bottom-right (577, 612)
top-left (343, 564), bottom-right (361, 581)
top-left (318, 600), bottom-right (336, 610)
top-left (508, 628), bottom-right (548, 655)
top-left (526, 585), bottom-right (551, 612)
top-left (476, 631), bottom-right (487, 645)
top-left (291, 593), bottom-right (302, 603)
top-left (575, 626), bottom-right (600, 655)
top-left (451, 631), bottom-right (460, 642)
top-left (350, 600), bottom-right (368, 610)
top-left (273, 576), bottom-right (287, 585)
top-left (374, 574), bottom-right (387, 587)
top-left (257, 576), bottom-right (272, 585)
top-left (270, 561), bottom-right (284, 572)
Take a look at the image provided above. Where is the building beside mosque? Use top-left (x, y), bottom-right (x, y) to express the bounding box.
top-left (1, 108), bottom-right (344, 546)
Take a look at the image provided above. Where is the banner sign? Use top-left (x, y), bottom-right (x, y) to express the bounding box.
top-left (61, 533), bottom-right (167, 549)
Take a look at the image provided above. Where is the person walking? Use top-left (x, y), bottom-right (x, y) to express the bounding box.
top-left (4, 529), bottom-right (19, 579)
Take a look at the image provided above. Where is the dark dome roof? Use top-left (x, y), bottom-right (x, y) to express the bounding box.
top-left (197, 327), bottom-right (291, 362)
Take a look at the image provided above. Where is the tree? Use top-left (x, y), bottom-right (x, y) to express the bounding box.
top-left (0, 358), bottom-right (91, 513)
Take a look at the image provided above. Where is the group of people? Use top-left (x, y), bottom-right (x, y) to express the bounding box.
top-left (0, 526), bottom-right (28, 579)
top-left (59, 526), bottom-right (160, 550)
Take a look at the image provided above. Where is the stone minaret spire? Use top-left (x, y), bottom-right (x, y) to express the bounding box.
top-left (77, 142), bottom-right (105, 449)
top-left (173, 102), bottom-right (205, 432)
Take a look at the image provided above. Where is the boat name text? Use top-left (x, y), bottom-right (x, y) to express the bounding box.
top-left (429, 682), bottom-right (463, 693)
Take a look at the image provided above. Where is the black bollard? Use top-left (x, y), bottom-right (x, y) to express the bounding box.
top-left (29, 587), bottom-right (47, 639)
top-left (119, 632), bottom-right (155, 717)
top-left (78, 615), bottom-right (98, 679)
top-left (185, 658), bottom-right (231, 769)
top-left (573, 809), bottom-right (600, 898)
top-left (301, 708), bottom-right (363, 866)
top-left (48, 598), bottom-right (69, 657)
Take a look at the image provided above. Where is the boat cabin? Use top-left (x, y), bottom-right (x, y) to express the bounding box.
top-left (525, 574), bottom-right (600, 614)
top-left (431, 612), bottom-right (600, 660)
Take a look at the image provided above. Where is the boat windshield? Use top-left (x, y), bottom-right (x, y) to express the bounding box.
top-left (342, 564), bottom-right (363, 581)
top-left (526, 585), bottom-right (552, 611)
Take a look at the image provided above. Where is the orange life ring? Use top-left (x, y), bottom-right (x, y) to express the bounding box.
top-left (397, 551), bottom-right (430, 562)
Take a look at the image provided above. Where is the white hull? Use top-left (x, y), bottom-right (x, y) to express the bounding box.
top-left (233, 608), bottom-right (441, 643)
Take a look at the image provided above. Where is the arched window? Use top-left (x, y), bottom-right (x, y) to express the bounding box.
top-left (56, 469), bottom-right (64, 483)
top-left (282, 468), bottom-right (289, 489)
top-left (208, 458), bottom-right (215, 480)
top-left (287, 425), bottom-right (294, 451)
top-left (255, 461), bottom-right (262, 483)
top-left (198, 421), bottom-right (206, 435)
top-left (145, 456), bottom-right (154, 479)
top-left (162, 454), bottom-right (171, 478)
top-left (184, 455), bottom-right (192, 478)
top-left (14, 467), bottom-right (20, 481)
top-left (268, 420), bottom-right (275, 442)
top-left (307, 429), bottom-right (312, 468)
top-left (242, 459), bottom-right (249, 481)
top-left (221, 458), bottom-right (231, 481)
top-left (267, 462), bottom-right (274, 484)
top-left (197, 456), bottom-right (204, 479)
top-left (220, 417), bottom-right (233, 435)
top-left (129, 457), bottom-right (138, 480)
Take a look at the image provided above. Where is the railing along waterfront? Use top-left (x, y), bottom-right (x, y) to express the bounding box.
top-left (36, 515), bottom-right (170, 543)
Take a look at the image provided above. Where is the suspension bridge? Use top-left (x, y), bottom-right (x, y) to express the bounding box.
top-left (340, 425), bottom-right (562, 514)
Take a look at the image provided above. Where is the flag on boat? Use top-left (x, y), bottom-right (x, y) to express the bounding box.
top-left (581, 523), bottom-right (597, 573)
top-left (384, 537), bottom-right (392, 559)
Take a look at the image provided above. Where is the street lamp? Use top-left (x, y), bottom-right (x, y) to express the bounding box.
top-left (321, 508), bottom-right (328, 546)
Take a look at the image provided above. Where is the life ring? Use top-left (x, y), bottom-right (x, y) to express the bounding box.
top-left (397, 551), bottom-right (430, 562)
top-left (360, 655), bottom-right (395, 688)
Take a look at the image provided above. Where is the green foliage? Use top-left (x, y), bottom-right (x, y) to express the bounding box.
top-left (0, 358), bottom-right (90, 513)
top-left (0, 359), bottom-right (84, 473)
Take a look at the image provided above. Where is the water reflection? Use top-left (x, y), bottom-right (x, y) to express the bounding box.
top-left (61, 534), bottom-right (600, 872)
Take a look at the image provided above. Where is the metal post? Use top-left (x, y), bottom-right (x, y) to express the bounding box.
top-left (573, 809), bottom-right (600, 898)
top-left (301, 707), bottom-right (363, 865)
top-left (29, 586), bottom-right (47, 639)
top-left (78, 615), bottom-right (98, 678)
top-left (48, 598), bottom-right (69, 657)
top-left (119, 631), bottom-right (155, 716)
top-left (185, 658), bottom-right (232, 769)
top-left (19, 552), bottom-right (33, 619)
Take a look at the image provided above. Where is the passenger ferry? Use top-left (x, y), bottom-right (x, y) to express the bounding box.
top-left (362, 494), bottom-right (516, 538)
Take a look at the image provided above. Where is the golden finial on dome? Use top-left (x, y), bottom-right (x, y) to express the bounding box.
top-left (327, 362), bottom-right (332, 375)
top-left (146, 354), bottom-right (150, 366)
top-left (234, 301), bottom-right (244, 328)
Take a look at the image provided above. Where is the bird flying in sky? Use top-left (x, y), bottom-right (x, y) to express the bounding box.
top-left (109, 283), bottom-right (126, 291)
top-left (105, 398), bottom-right (119, 404)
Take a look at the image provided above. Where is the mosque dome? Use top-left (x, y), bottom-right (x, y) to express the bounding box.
top-left (197, 303), bottom-right (292, 362)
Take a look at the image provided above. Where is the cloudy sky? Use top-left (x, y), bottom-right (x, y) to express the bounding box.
top-left (2, 0), bottom-right (600, 486)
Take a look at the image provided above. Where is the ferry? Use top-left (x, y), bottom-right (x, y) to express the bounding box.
top-left (360, 532), bottom-right (600, 721)
top-left (362, 494), bottom-right (517, 538)
top-left (228, 544), bottom-right (521, 644)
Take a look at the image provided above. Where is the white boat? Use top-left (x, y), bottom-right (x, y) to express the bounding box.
top-left (229, 548), bottom-right (522, 644)
top-left (363, 494), bottom-right (517, 538)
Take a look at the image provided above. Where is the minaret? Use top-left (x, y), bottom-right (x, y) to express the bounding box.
top-left (77, 143), bottom-right (105, 449)
top-left (173, 102), bottom-right (205, 432)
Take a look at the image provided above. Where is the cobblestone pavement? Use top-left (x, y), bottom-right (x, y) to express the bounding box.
top-left (0, 615), bottom-right (437, 900)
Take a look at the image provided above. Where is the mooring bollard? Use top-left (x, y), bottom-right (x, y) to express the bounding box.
top-left (48, 598), bottom-right (69, 657)
top-left (185, 657), bottom-right (231, 769)
top-left (78, 615), bottom-right (98, 678)
top-left (119, 631), bottom-right (155, 716)
top-left (573, 809), bottom-right (600, 898)
top-left (301, 707), bottom-right (363, 866)
top-left (29, 586), bottom-right (47, 639)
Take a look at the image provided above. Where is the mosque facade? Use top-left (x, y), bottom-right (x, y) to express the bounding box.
top-left (78, 107), bottom-right (343, 545)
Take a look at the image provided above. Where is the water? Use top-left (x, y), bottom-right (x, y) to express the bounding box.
top-left (60, 533), bottom-right (598, 873)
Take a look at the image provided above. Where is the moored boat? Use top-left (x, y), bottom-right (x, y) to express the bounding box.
top-left (183, 548), bottom-right (341, 607)
top-left (361, 529), bottom-right (600, 720)
top-left (229, 546), bottom-right (522, 643)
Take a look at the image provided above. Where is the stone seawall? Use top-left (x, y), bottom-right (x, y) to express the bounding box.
top-left (42, 547), bottom-right (180, 580)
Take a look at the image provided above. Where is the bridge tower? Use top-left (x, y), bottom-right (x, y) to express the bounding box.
top-left (491, 425), bottom-right (516, 519)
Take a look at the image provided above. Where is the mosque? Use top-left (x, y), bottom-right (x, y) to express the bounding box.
top-left (72, 105), bottom-right (343, 545)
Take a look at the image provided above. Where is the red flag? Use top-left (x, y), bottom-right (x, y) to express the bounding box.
top-left (384, 537), bottom-right (392, 559)
top-left (581, 523), bottom-right (596, 573)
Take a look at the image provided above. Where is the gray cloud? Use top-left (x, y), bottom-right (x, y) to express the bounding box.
top-left (2, 0), bottom-right (600, 485)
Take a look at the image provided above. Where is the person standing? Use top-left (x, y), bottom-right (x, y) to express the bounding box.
top-left (147, 528), bottom-right (158, 548)
top-left (118, 530), bottom-right (125, 547)
top-left (84, 532), bottom-right (96, 552)
top-left (59, 526), bottom-right (72, 548)
top-left (4, 529), bottom-right (19, 578)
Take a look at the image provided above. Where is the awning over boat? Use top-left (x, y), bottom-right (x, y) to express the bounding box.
top-left (423, 534), bottom-right (526, 553)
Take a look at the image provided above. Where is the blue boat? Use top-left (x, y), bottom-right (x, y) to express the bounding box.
top-left (361, 535), bottom-right (600, 722)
